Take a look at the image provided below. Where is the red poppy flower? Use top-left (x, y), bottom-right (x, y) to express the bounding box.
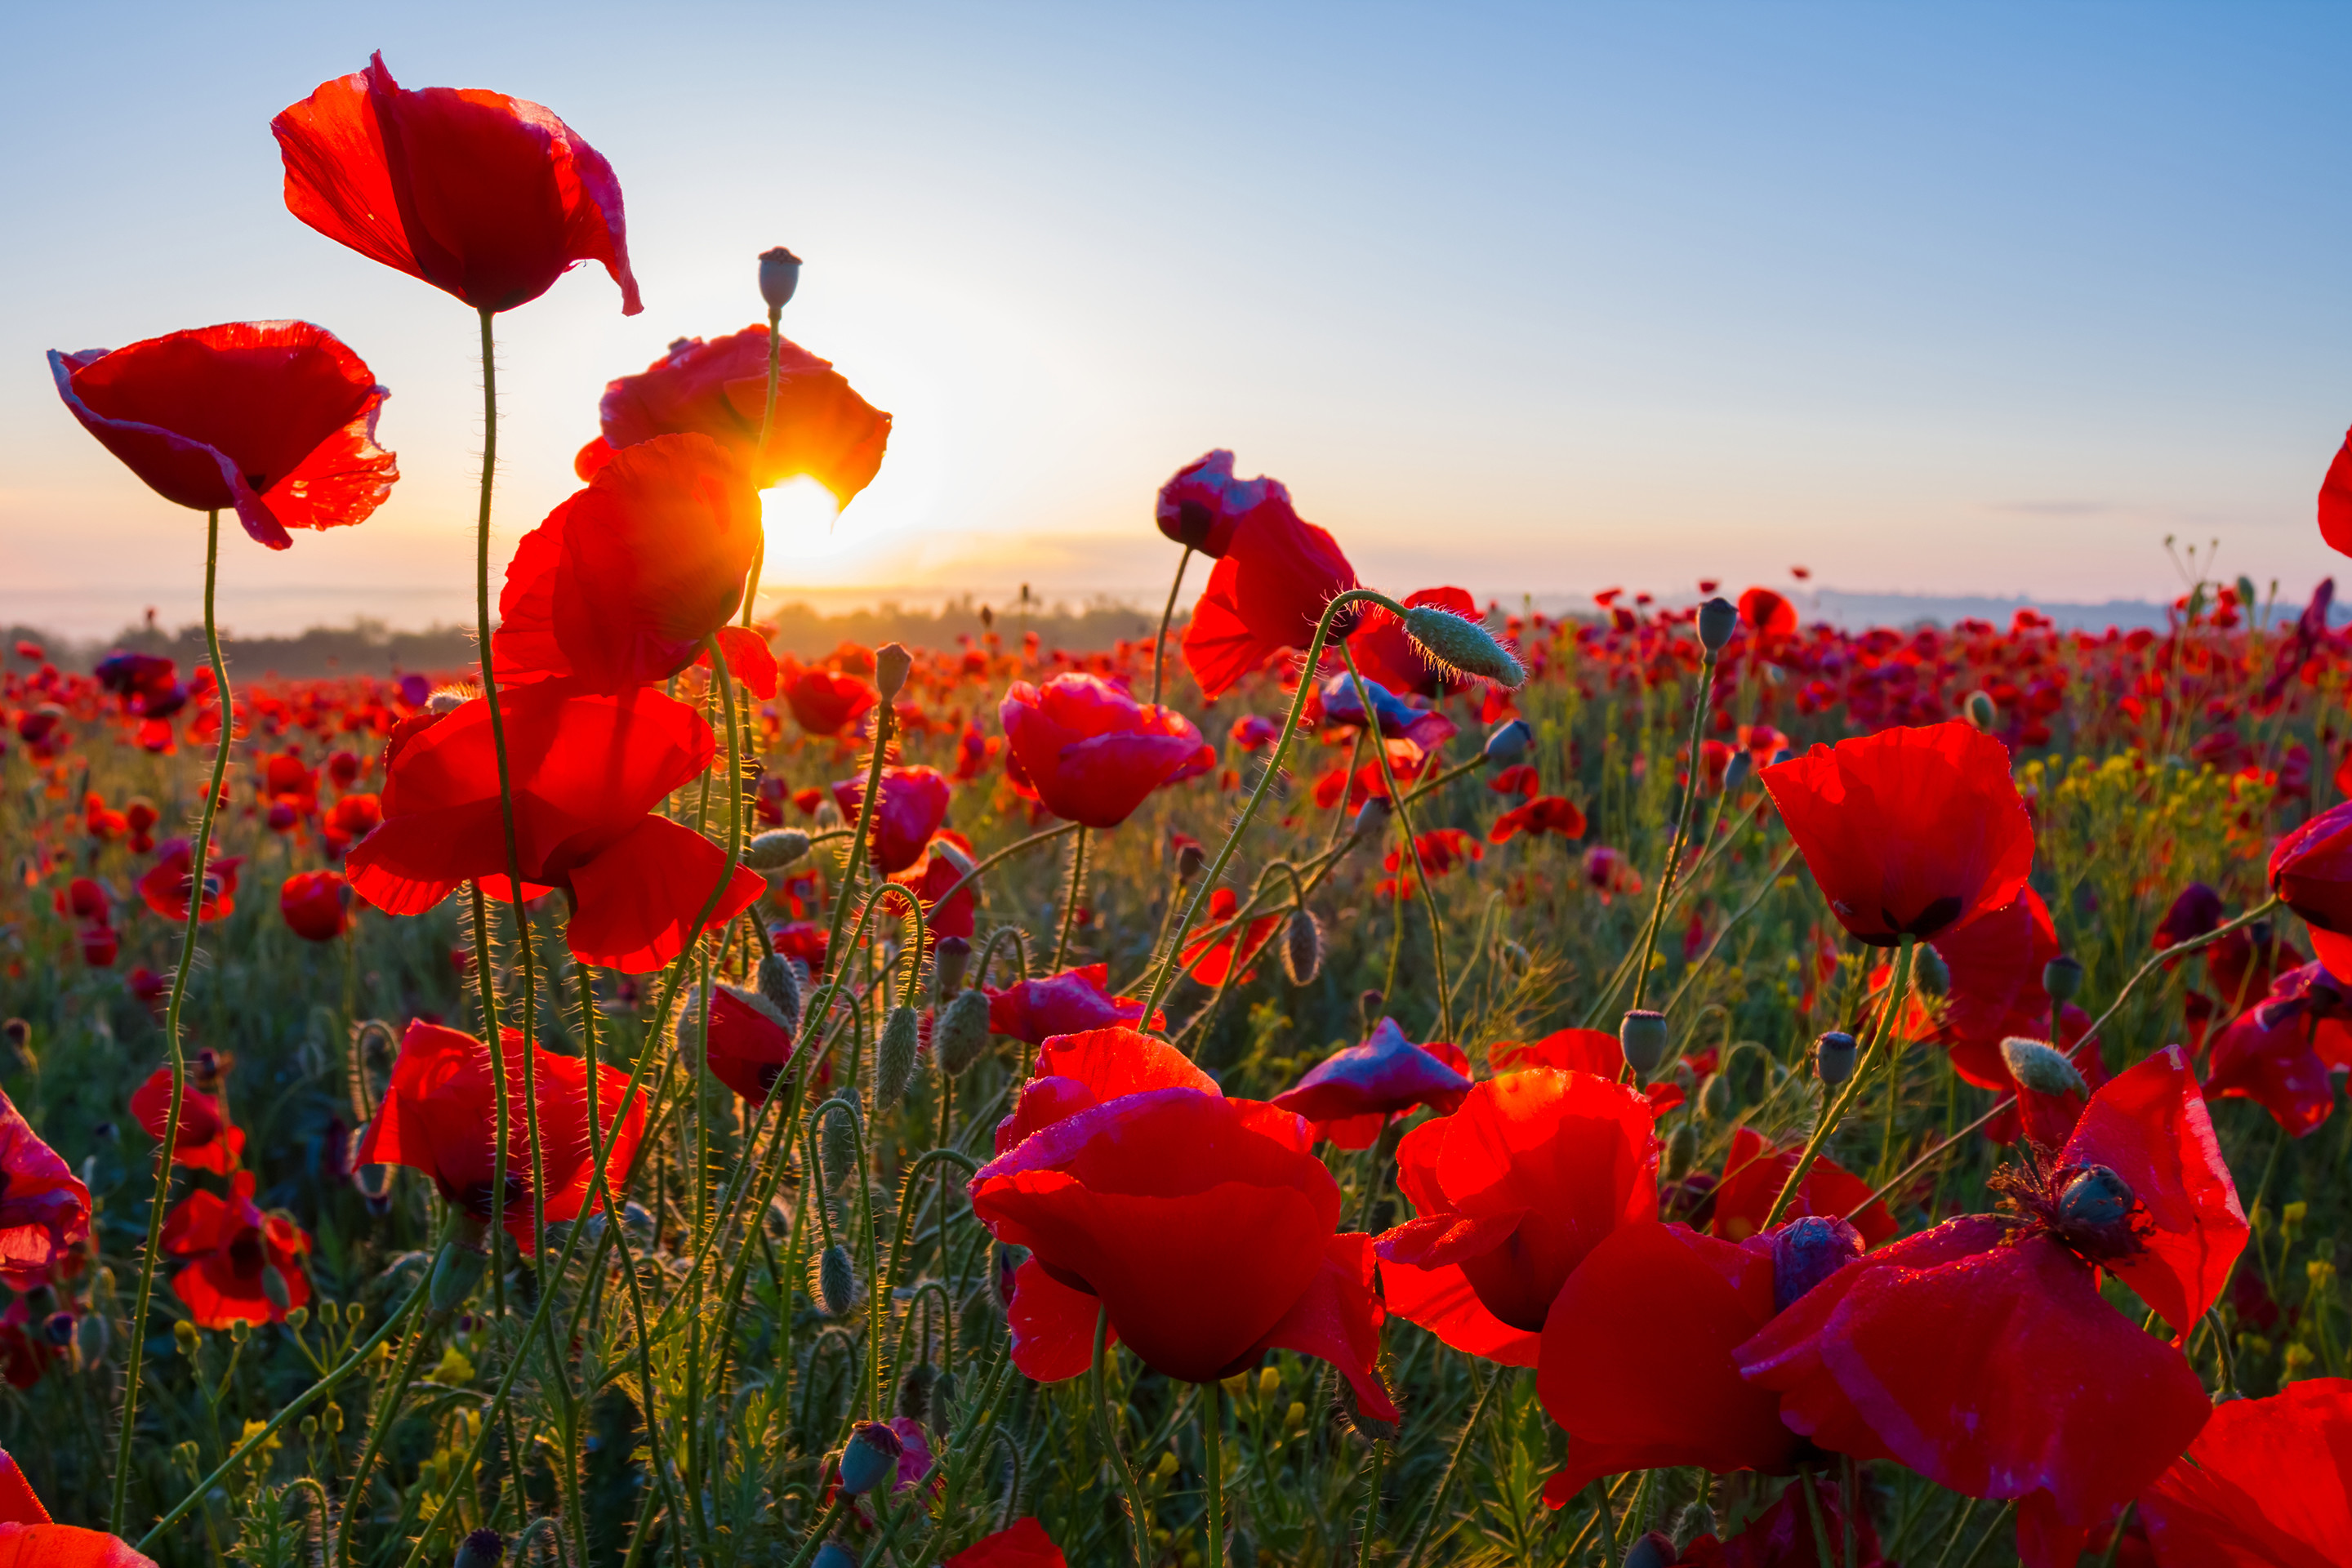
top-left (345, 680), bottom-right (765, 971)
top-left (1271, 1018), bottom-right (1472, 1148)
top-left (969, 1027), bottom-right (1394, 1419)
top-left (1734, 1049), bottom-right (2243, 1550)
top-left (493, 434), bottom-right (762, 693)
top-left (2270, 800), bottom-right (2352, 933)
top-left (1489, 1029), bottom-right (1624, 1076)
top-left (696, 985), bottom-right (796, 1105)
top-left (0, 1447), bottom-right (154, 1566)
top-left (1179, 479), bottom-right (1360, 700)
top-left (893, 831), bottom-right (977, 942)
top-left (2138, 1375), bottom-right (2352, 1566)
top-left (1708, 1127), bottom-right (1895, 1246)
top-left (1738, 587), bottom-right (1797, 639)
top-left (2203, 963), bottom-right (2346, 1138)
top-left (993, 1027), bottom-right (1218, 1156)
top-left (0, 1089), bottom-right (90, 1290)
top-left (1762, 721), bottom-right (2034, 947)
top-left (274, 52), bottom-right (640, 316)
top-left (782, 661), bottom-right (879, 737)
top-left (353, 1020), bottom-right (645, 1253)
top-left (130, 1066), bottom-right (245, 1175)
top-left (1346, 587), bottom-right (1482, 697)
top-left (1488, 795), bottom-right (1587, 845)
top-left (1374, 1069), bottom-right (1659, 1367)
top-left (48, 322), bottom-right (394, 550)
top-left (1155, 450), bottom-right (1290, 555)
top-left (162, 1169), bottom-right (310, 1328)
top-left (2321, 426), bottom-right (2352, 558)
top-left (1489, 763), bottom-right (1540, 800)
top-left (580, 326), bottom-right (890, 506)
top-left (834, 765), bottom-right (953, 875)
top-left (1000, 674), bottom-right (1213, 829)
top-left (279, 869), bottom-right (352, 942)
top-left (982, 964), bottom-right (1151, 1046)
top-left (323, 791), bottom-right (382, 855)
top-left (944, 1517), bottom-right (1067, 1568)
top-left (136, 839), bottom-right (243, 923)
top-left (1176, 887), bottom-right (1284, 987)
top-left (77, 925), bottom-right (118, 969)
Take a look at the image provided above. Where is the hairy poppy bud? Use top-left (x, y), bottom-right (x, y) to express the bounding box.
top-left (1348, 797), bottom-right (1392, 844)
top-left (757, 952), bottom-right (804, 1032)
top-left (758, 246), bottom-right (802, 310)
top-left (1696, 595), bottom-right (1738, 653)
top-left (1623, 1531), bottom-right (1678, 1568)
top-left (1400, 604), bottom-right (1526, 688)
top-left (1331, 1367), bottom-right (1399, 1442)
top-left (1813, 1030), bottom-right (1858, 1088)
top-left (2058, 1164), bottom-right (2135, 1236)
top-left (261, 1262), bottom-right (293, 1312)
top-left (2235, 573), bottom-right (2259, 612)
top-left (1699, 1071), bottom-right (1733, 1122)
top-left (430, 1241), bottom-right (488, 1316)
top-left (935, 987), bottom-right (992, 1076)
top-left (932, 934), bottom-right (972, 1000)
top-left (1619, 1009), bottom-right (1669, 1078)
top-left (875, 1005), bottom-right (920, 1109)
top-left (2000, 1036), bottom-right (2087, 1098)
top-left (898, 1360), bottom-right (937, 1424)
top-left (2042, 955), bottom-right (2083, 1003)
top-left (819, 1093), bottom-right (859, 1184)
top-left (1664, 1121), bottom-right (1698, 1181)
top-left (744, 828), bottom-right (812, 871)
top-left (428, 688), bottom-right (469, 715)
top-left (1677, 1502), bottom-right (1717, 1544)
top-left (1175, 841), bottom-right (1206, 880)
top-left (1963, 690), bottom-right (1998, 730)
top-left (455, 1529), bottom-right (506, 1568)
top-left (1281, 907), bottom-right (1325, 987)
top-left (875, 642), bottom-right (913, 702)
top-left (1482, 718), bottom-right (1533, 768)
top-left (1771, 1214), bottom-right (1865, 1311)
top-left (817, 1242), bottom-right (858, 1317)
top-left (839, 1420), bottom-right (903, 1495)
top-left (1910, 943), bottom-right (1951, 999)
top-left (812, 1544), bottom-right (856, 1568)
top-left (75, 1309), bottom-right (109, 1366)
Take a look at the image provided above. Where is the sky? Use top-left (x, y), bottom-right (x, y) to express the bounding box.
top-left (5, 2), bottom-right (2350, 639)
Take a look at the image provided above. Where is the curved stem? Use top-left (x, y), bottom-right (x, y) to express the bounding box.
top-left (1151, 545), bottom-right (1193, 708)
top-left (112, 505), bottom-right (231, 1534)
top-left (1765, 935), bottom-right (1913, 1231)
top-left (1093, 1306), bottom-right (1151, 1568)
top-left (925, 822), bottom-right (1079, 939)
top-left (1630, 646), bottom-right (1720, 1013)
top-left (1340, 642), bottom-right (1451, 1039)
top-left (1052, 825), bottom-right (1089, 971)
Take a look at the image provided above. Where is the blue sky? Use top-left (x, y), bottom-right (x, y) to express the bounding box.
top-left (5, 2), bottom-right (2348, 635)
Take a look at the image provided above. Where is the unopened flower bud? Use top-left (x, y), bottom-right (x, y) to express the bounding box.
top-left (757, 246), bottom-right (802, 311)
top-left (1348, 798), bottom-right (1392, 844)
top-left (817, 1243), bottom-right (858, 1318)
top-left (1175, 842), bottom-right (1206, 880)
top-left (2000, 1036), bottom-right (2087, 1099)
top-left (1699, 1071), bottom-right (1733, 1122)
top-left (1331, 1368), bottom-right (1399, 1443)
top-left (1357, 991), bottom-right (1385, 1031)
top-left (1400, 604), bottom-right (1526, 688)
top-left (42, 1311), bottom-right (74, 1348)
top-left (757, 952), bottom-right (804, 1031)
top-left (812, 1544), bottom-right (857, 1568)
top-left (897, 1360), bottom-right (938, 1425)
top-left (745, 829), bottom-right (812, 871)
top-left (1771, 1214), bottom-right (1864, 1312)
top-left (1909, 943), bottom-right (1951, 1000)
top-left (874, 643), bottom-right (913, 702)
top-left (2058, 1164), bottom-right (2135, 1236)
top-left (818, 1094), bottom-right (859, 1184)
top-left (1664, 1121), bottom-right (1698, 1182)
top-left (875, 1006), bottom-right (920, 1110)
top-left (430, 1241), bottom-right (489, 1316)
top-left (932, 934), bottom-right (972, 1000)
top-left (1695, 596), bottom-right (1738, 653)
top-left (1618, 1009), bottom-right (1669, 1078)
top-left (1481, 718), bottom-right (1533, 768)
top-left (75, 1310), bottom-right (109, 1365)
top-left (839, 1420), bottom-right (904, 1496)
top-left (1813, 1031), bottom-right (1858, 1088)
top-left (935, 987), bottom-right (992, 1076)
top-left (1623, 1532), bottom-right (1678, 1568)
top-left (1963, 690), bottom-right (1997, 730)
top-left (1281, 908), bottom-right (1325, 987)
top-left (427, 688), bottom-right (468, 715)
top-left (2042, 956), bottom-right (2083, 1003)
top-left (261, 1263), bottom-right (292, 1312)
top-left (455, 1527), bottom-right (506, 1568)
top-left (173, 1319), bottom-right (200, 1356)
top-left (2, 1019), bottom-right (31, 1073)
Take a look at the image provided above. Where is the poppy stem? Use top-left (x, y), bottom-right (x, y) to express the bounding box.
top-left (1628, 646), bottom-right (1721, 1014)
top-left (1053, 825), bottom-right (1089, 970)
top-left (745, 302), bottom-right (783, 627)
top-left (1764, 935), bottom-right (1914, 1231)
top-left (1341, 641), bottom-right (1453, 1039)
top-left (1151, 546), bottom-right (1193, 709)
top-left (1400, 1364), bottom-right (1498, 1568)
top-left (110, 505), bottom-right (232, 1535)
top-left (1352, 1433), bottom-right (1384, 1567)
top-left (1094, 1305), bottom-right (1152, 1568)
top-left (1204, 1375), bottom-right (1227, 1566)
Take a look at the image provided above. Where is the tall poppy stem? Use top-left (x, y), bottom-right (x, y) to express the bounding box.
top-left (110, 505), bottom-right (232, 1534)
top-left (1763, 934), bottom-right (1913, 1231)
top-left (1053, 825), bottom-right (1089, 970)
top-left (1629, 645), bottom-right (1720, 1013)
top-left (1340, 642), bottom-right (1451, 1040)
top-left (1151, 545), bottom-right (1193, 708)
top-left (1094, 1306), bottom-right (1151, 1568)
top-left (743, 301), bottom-right (783, 626)
top-left (1204, 1377), bottom-right (1227, 1566)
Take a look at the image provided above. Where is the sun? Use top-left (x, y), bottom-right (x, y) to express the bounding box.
top-left (755, 475), bottom-right (864, 580)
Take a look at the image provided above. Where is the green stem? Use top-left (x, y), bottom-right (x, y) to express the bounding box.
top-left (1053, 824), bottom-right (1089, 971)
top-left (1353, 1437), bottom-right (1384, 1568)
top-left (1094, 1307), bottom-right (1150, 1567)
top-left (1340, 642), bottom-right (1452, 1038)
top-left (1151, 545), bottom-right (1193, 709)
top-left (1766, 935), bottom-right (1913, 1231)
top-left (1205, 1378), bottom-right (1226, 1567)
top-left (1401, 1366), bottom-right (1497, 1568)
top-left (335, 1307), bottom-right (440, 1566)
top-left (1630, 646), bottom-right (1720, 1013)
top-left (744, 302), bottom-right (783, 626)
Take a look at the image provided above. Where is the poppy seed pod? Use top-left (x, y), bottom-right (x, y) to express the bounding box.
top-left (935, 987), bottom-right (992, 1076)
top-left (455, 1528), bottom-right (506, 1568)
top-left (874, 642), bottom-right (913, 702)
top-left (1963, 690), bottom-right (1998, 730)
top-left (1618, 1009), bottom-right (1670, 1078)
top-left (2001, 1036), bottom-right (2088, 1098)
top-left (1482, 717), bottom-right (1533, 768)
top-left (875, 1005), bottom-right (920, 1109)
top-left (838, 1420), bottom-right (903, 1495)
top-left (1813, 1030), bottom-right (1859, 1087)
top-left (1281, 907), bottom-right (1325, 987)
top-left (1399, 604), bottom-right (1526, 688)
top-left (1623, 1531), bottom-right (1678, 1568)
top-left (816, 1242), bottom-right (858, 1317)
top-left (757, 952), bottom-right (804, 1032)
top-left (2057, 1164), bottom-right (2136, 1235)
top-left (1696, 595), bottom-right (1739, 653)
top-left (1910, 943), bottom-right (1952, 999)
top-left (932, 934), bottom-right (972, 1001)
top-left (1771, 1214), bottom-right (1866, 1312)
top-left (429, 1241), bottom-right (488, 1316)
top-left (744, 828), bottom-right (812, 871)
top-left (2042, 955), bottom-right (2084, 1003)
top-left (758, 245), bottom-right (802, 310)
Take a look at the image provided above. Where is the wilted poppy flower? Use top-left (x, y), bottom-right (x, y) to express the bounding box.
top-left (1489, 796), bottom-right (1587, 845)
top-left (944, 1517), bottom-right (1067, 1568)
top-left (2138, 1375), bottom-right (2352, 1566)
top-left (1734, 1049), bottom-right (2243, 1557)
top-left (782, 660), bottom-right (879, 737)
top-left (580, 326), bottom-right (890, 506)
top-left (1762, 721), bottom-right (2034, 947)
top-left (1316, 672), bottom-right (1456, 750)
top-left (0, 1089), bottom-right (90, 1290)
top-left (130, 1063), bottom-right (245, 1174)
top-left (2270, 799), bottom-right (2352, 933)
top-left (983, 964), bottom-right (1151, 1046)
top-left (1176, 887), bottom-right (1283, 987)
top-left (137, 839), bottom-right (243, 923)
top-left (0, 1446), bottom-right (157, 1566)
top-left (48, 321), bottom-right (395, 550)
top-left (1347, 587), bottom-right (1483, 697)
top-left (1374, 1068), bottom-right (1658, 1366)
top-left (696, 985), bottom-right (795, 1105)
top-left (834, 765), bottom-right (953, 875)
top-left (353, 1020), bottom-right (645, 1253)
top-left (346, 680), bottom-right (765, 971)
top-left (1737, 587), bottom-right (1798, 639)
top-left (494, 434), bottom-right (762, 693)
top-left (274, 53), bottom-right (640, 316)
top-left (1000, 674), bottom-right (1213, 829)
top-left (969, 1027), bottom-right (1395, 1420)
top-left (1155, 449), bottom-right (1289, 555)
top-left (1271, 1018), bottom-right (1472, 1148)
top-left (279, 869), bottom-right (352, 942)
top-left (2203, 963), bottom-right (2347, 1138)
top-left (162, 1169), bottom-right (310, 1328)
top-left (1708, 1127), bottom-right (1895, 1245)
top-left (1179, 471), bottom-right (1361, 699)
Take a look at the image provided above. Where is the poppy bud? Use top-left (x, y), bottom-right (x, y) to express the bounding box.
top-left (430, 1240), bottom-right (489, 1316)
top-left (2, 1018), bottom-right (30, 1072)
top-left (1482, 718), bottom-right (1533, 768)
top-left (1664, 1120), bottom-right (1698, 1181)
top-left (1358, 991), bottom-right (1386, 1031)
top-left (1771, 1214), bottom-right (1865, 1311)
top-left (1623, 1531), bottom-right (1678, 1568)
top-left (817, 1242), bottom-right (859, 1317)
top-left (261, 1263), bottom-right (293, 1312)
top-left (173, 1320), bottom-right (200, 1356)
top-left (2235, 573), bottom-right (2258, 611)
top-left (875, 642), bottom-right (913, 702)
top-left (1908, 942), bottom-right (1952, 1000)
top-left (1618, 1009), bottom-right (1669, 1078)
top-left (745, 829), bottom-right (812, 871)
top-left (819, 1093), bottom-right (859, 1183)
top-left (1699, 1071), bottom-right (1733, 1122)
top-left (1963, 690), bottom-right (1998, 730)
top-left (428, 688), bottom-right (469, 715)
top-left (1696, 595), bottom-right (1739, 652)
top-left (935, 987), bottom-right (992, 1076)
top-left (42, 1310), bottom-right (74, 1348)
top-left (932, 934), bottom-right (972, 1000)
top-left (811, 1544), bottom-right (856, 1568)
top-left (2057, 1164), bottom-right (2135, 1236)
top-left (1676, 1501), bottom-right (1717, 1544)
top-left (1281, 907), bottom-right (1325, 987)
top-left (1175, 841), bottom-right (1206, 881)
top-left (2000, 1036), bottom-right (2087, 1098)
top-left (455, 1528), bottom-right (506, 1568)
top-left (757, 952), bottom-right (804, 1032)
top-left (1400, 605), bottom-right (1526, 688)
top-left (839, 1419), bottom-right (903, 1495)
top-left (933, 1369), bottom-right (962, 1422)
top-left (2042, 955), bottom-right (2083, 1003)
top-left (1349, 797), bottom-right (1392, 846)
top-left (75, 1309), bottom-right (109, 1366)
top-left (875, 1005), bottom-right (920, 1109)
top-left (758, 246), bottom-right (802, 310)
top-left (898, 1360), bottom-right (937, 1424)
top-left (1813, 1030), bottom-right (1858, 1087)
top-left (1331, 1367), bottom-right (1400, 1443)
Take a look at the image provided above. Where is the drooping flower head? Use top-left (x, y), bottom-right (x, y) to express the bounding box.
top-left (1176, 458), bottom-right (1361, 699)
top-left (696, 985), bottom-right (796, 1106)
top-left (1000, 674), bottom-right (1213, 829)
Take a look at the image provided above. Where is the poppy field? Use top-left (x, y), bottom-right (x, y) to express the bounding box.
top-left (10, 48), bottom-right (2352, 1568)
